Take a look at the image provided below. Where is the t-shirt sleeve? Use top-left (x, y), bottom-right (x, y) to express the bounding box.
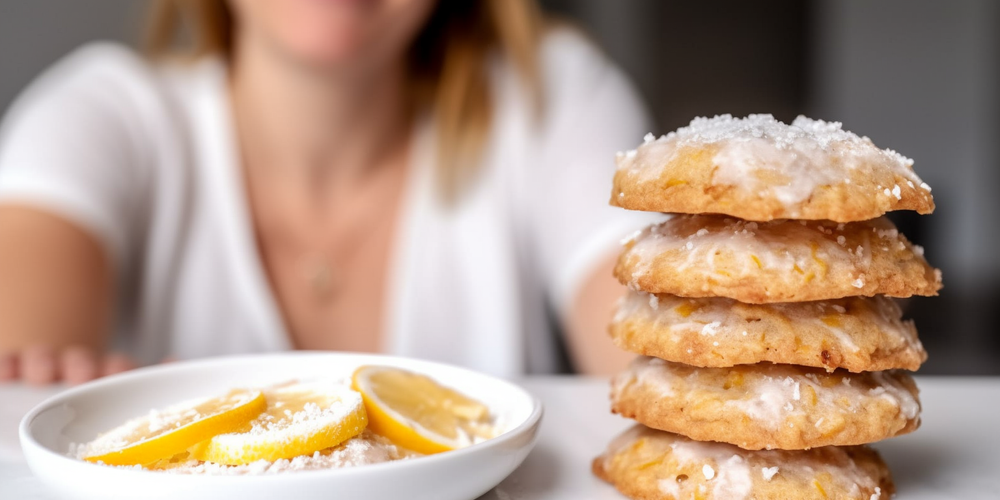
top-left (528, 31), bottom-right (665, 319)
top-left (0, 43), bottom-right (152, 265)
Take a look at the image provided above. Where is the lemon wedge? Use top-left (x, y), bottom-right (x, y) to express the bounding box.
top-left (83, 389), bottom-right (267, 466)
top-left (188, 381), bottom-right (367, 465)
top-left (351, 366), bottom-right (495, 455)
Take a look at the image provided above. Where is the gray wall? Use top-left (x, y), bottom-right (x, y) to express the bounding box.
top-left (813, 0), bottom-right (1000, 288)
top-left (0, 0), bottom-right (146, 114)
top-left (809, 0), bottom-right (1000, 373)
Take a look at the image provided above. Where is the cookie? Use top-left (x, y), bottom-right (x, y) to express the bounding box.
top-left (610, 357), bottom-right (920, 450)
top-left (610, 114), bottom-right (934, 222)
top-left (593, 425), bottom-right (894, 500)
top-left (611, 291), bottom-right (926, 373)
top-left (615, 215), bottom-right (941, 303)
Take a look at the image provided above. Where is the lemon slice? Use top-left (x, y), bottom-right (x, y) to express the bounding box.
top-left (351, 365), bottom-right (495, 455)
top-left (189, 381), bottom-right (368, 465)
top-left (83, 389), bottom-right (267, 466)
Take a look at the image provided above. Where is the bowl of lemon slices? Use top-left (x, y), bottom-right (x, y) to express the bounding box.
top-left (19, 352), bottom-right (542, 500)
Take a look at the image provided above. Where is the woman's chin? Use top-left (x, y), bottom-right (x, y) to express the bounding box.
top-left (276, 38), bottom-right (377, 72)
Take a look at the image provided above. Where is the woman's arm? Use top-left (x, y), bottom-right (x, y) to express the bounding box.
top-left (565, 252), bottom-right (635, 375)
top-left (0, 44), bottom-right (157, 384)
top-left (0, 206), bottom-right (132, 384)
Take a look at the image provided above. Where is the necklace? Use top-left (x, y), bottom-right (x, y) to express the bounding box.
top-left (303, 256), bottom-right (337, 299)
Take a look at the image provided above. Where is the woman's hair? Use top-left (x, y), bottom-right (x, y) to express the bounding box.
top-left (144, 0), bottom-right (544, 201)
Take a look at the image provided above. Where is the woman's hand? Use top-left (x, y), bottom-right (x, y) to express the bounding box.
top-left (0, 206), bottom-right (120, 386)
top-left (0, 346), bottom-right (136, 386)
top-left (565, 252), bottom-right (636, 376)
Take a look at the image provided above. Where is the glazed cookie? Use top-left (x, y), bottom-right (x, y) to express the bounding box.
top-left (610, 114), bottom-right (934, 222)
top-left (615, 215), bottom-right (941, 303)
top-left (593, 425), bottom-right (893, 500)
top-left (610, 357), bottom-right (920, 450)
top-left (610, 291), bottom-right (926, 373)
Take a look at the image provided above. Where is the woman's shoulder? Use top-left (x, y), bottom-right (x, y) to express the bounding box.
top-left (11, 42), bottom-right (161, 105)
top-left (50, 41), bottom-right (151, 75)
top-left (0, 42), bottom-right (166, 156)
top-left (3, 41), bottom-right (214, 131)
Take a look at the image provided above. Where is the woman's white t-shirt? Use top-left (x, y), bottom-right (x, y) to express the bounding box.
top-left (0, 31), bottom-right (659, 377)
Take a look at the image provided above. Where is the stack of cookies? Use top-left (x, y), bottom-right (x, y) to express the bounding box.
top-left (592, 115), bottom-right (941, 500)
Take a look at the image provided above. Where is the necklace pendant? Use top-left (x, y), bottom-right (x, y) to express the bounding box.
top-left (306, 259), bottom-right (337, 300)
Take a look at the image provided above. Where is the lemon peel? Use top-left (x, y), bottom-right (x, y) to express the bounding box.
top-left (351, 366), bottom-right (495, 455)
top-left (83, 389), bottom-right (267, 466)
top-left (189, 381), bottom-right (368, 465)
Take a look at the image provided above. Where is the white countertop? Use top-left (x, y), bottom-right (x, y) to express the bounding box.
top-left (3, 376), bottom-right (999, 499)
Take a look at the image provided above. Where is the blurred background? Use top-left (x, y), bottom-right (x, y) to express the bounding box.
top-left (1, 0), bottom-right (997, 374)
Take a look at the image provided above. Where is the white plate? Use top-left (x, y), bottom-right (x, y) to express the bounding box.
top-left (19, 352), bottom-right (543, 500)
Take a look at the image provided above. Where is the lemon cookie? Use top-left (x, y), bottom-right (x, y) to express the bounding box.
top-left (610, 114), bottom-right (933, 222)
top-left (610, 357), bottom-right (920, 450)
top-left (615, 215), bottom-right (941, 303)
top-left (593, 425), bottom-right (893, 500)
top-left (611, 291), bottom-right (926, 372)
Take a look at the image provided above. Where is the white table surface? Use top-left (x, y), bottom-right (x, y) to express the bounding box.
top-left (2, 376), bottom-right (998, 499)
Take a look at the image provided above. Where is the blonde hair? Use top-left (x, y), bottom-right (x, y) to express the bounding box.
top-left (144, 0), bottom-right (544, 200)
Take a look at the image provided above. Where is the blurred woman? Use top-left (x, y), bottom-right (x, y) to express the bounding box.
top-left (0, 0), bottom-right (655, 384)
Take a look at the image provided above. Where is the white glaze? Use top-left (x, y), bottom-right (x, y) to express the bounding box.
top-left (616, 114), bottom-right (926, 215)
top-left (622, 216), bottom-right (872, 291)
top-left (616, 291), bottom-right (922, 357)
top-left (623, 357), bottom-right (919, 431)
top-left (668, 442), bottom-right (752, 499)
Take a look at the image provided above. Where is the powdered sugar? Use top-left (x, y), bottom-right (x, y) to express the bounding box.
top-left (154, 432), bottom-right (409, 475)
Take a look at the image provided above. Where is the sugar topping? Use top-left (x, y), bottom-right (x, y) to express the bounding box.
top-left (151, 432), bottom-right (409, 475)
top-left (614, 114), bottom-right (931, 219)
top-left (622, 114), bottom-right (913, 169)
top-left (761, 466), bottom-right (779, 480)
top-left (669, 442), bottom-right (751, 499)
top-left (702, 464), bottom-right (716, 480)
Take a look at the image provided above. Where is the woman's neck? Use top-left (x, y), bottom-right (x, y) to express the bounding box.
top-left (229, 33), bottom-right (412, 184)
